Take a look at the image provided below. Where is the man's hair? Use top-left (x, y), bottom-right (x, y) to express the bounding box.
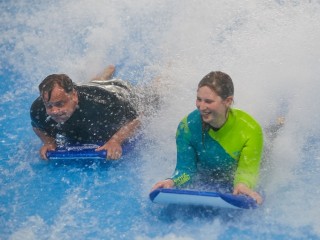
top-left (198, 71), bottom-right (234, 100)
top-left (39, 74), bottom-right (75, 101)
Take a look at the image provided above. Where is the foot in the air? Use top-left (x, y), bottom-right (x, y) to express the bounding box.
top-left (91, 65), bottom-right (116, 81)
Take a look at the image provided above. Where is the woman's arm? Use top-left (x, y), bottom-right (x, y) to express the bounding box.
top-left (171, 117), bottom-right (197, 186)
top-left (233, 125), bottom-right (263, 189)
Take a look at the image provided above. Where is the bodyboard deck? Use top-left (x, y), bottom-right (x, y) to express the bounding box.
top-left (47, 144), bottom-right (106, 160)
top-left (46, 142), bottom-right (134, 160)
top-left (150, 188), bottom-right (258, 209)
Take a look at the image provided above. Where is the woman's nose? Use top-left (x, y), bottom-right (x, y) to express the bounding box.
top-left (198, 101), bottom-right (206, 110)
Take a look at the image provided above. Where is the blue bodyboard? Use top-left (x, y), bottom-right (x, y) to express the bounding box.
top-left (46, 143), bottom-right (133, 160)
top-left (149, 188), bottom-right (259, 209)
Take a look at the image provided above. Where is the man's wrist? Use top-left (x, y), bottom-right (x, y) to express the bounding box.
top-left (109, 136), bottom-right (122, 144)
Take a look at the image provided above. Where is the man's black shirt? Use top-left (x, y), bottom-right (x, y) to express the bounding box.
top-left (30, 84), bottom-right (138, 144)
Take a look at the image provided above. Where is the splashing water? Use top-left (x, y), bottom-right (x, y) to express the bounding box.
top-left (1, 1), bottom-right (320, 239)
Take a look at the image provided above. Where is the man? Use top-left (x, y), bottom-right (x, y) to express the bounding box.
top-left (30, 65), bottom-right (140, 160)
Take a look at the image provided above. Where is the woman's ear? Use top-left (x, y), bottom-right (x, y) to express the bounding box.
top-left (225, 96), bottom-right (234, 107)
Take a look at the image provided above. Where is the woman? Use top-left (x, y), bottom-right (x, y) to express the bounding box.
top-left (152, 71), bottom-right (263, 204)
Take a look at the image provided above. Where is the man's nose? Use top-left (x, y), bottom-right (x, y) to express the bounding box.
top-left (50, 106), bottom-right (60, 114)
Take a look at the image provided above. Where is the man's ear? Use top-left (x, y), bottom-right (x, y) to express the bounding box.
top-left (72, 89), bottom-right (78, 103)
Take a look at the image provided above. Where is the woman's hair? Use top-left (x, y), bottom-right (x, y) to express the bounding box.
top-left (198, 71), bottom-right (234, 99)
top-left (39, 74), bottom-right (75, 101)
top-left (199, 71), bottom-right (234, 144)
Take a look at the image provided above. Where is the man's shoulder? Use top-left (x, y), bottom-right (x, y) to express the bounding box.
top-left (77, 85), bottom-right (116, 103)
top-left (30, 96), bottom-right (48, 128)
top-left (30, 97), bottom-right (45, 113)
top-left (77, 84), bottom-right (109, 94)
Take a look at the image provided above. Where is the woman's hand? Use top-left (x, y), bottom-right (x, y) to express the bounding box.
top-left (233, 183), bottom-right (263, 204)
top-left (151, 179), bottom-right (174, 192)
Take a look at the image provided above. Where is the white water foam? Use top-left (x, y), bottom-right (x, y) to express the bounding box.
top-left (2, 0), bottom-right (320, 239)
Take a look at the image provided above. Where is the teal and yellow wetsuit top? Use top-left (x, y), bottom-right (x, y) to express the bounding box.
top-left (171, 108), bottom-right (263, 190)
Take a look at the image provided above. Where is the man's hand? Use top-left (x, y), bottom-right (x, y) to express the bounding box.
top-left (96, 139), bottom-right (122, 160)
top-left (233, 183), bottom-right (263, 204)
top-left (95, 118), bottom-right (140, 160)
top-left (40, 143), bottom-right (57, 160)
top-left (32, 127), bottom-right (57, 160)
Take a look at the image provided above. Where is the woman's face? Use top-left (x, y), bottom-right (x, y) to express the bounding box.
top-left (196, 86), bottom-right (233, 128)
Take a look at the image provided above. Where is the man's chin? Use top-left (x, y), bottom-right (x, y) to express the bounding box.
top-left (52, 116), bottom-right (69, 123)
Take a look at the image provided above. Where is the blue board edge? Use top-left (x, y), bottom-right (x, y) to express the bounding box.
top-left (149, 188), bottom-right (259, 209)
top-left (46, 142), bottom-right (134, 160)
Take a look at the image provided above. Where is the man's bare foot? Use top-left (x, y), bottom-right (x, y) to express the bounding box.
top-left (277, 117), bottom-right (285, 126)
top-left (92, 65), bottom-right (116, 81)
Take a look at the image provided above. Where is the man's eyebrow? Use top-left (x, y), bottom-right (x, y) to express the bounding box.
top-left (44, 100), bottom-right (64, 105)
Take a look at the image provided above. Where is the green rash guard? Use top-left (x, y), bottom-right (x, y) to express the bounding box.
top-left (171, 108), bottom-right (263, 190)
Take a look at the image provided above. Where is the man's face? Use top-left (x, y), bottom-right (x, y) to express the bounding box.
top-left (42, 84), bottom-right (78, 123)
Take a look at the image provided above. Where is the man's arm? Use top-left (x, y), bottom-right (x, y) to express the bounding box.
top-left (33, 127), bottom-right (57, 160)
top-left (95, 118), bottom-right (141, 159)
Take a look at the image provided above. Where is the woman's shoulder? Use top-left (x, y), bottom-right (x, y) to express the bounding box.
top-left (185, 109), bottom-right (202, 124)
top-left (231, 108), bottom-right (262, 131)
top-left (177, 110), bottom-right (201, 130)
top-left (176, 110), bottom-right (202, 140)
